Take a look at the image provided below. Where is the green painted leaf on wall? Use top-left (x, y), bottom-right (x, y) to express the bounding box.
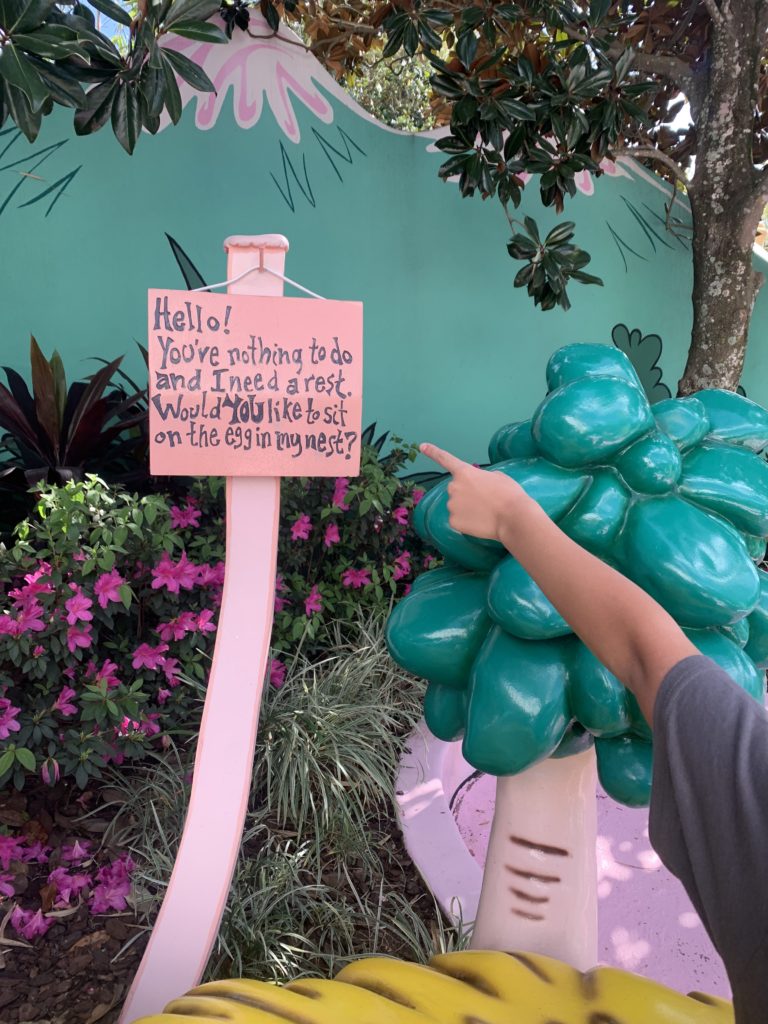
top-left (611, 323), bottom-right (671, 404)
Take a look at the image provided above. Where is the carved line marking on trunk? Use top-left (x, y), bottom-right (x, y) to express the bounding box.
top-left (588, 1014), bottom-right (623, 1024)
top-left (508, 886), bottom-right (550, 904)
top-left (512, 908), bottom-right (546, 921)
top-left (505, 865), bottom-right (561, 883)
top-left (508, 952), bottom-right (553, 982)
top-left (509, 835), bottom-right (570, 857)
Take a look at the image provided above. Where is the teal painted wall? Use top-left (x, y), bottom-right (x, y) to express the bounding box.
top-left (1, 21), bottom-right (767, 466)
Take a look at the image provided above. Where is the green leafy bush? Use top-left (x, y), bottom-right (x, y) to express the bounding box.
top-left (0, 477), bottom-right (224, 791)
top-left (0, 338), bottom-right (149, 535)
top-left (270, 428), bottom-right (435, 680)
top-left (0, 429), bottom-right (434, 790)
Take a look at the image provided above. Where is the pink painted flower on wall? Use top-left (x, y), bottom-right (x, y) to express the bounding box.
top-left (160, 16), bottom-right (336, 142)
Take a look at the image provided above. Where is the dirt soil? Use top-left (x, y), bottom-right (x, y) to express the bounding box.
top-left (0, 786), bottom-right (148, 1024)
top-left (0, 783), bottom-right (433, 1024)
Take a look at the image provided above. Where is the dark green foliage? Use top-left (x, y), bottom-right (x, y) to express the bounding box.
top-left (0, 337), bottom-right (148, 531)
top-left (0, 0), bottom-right (221, 151)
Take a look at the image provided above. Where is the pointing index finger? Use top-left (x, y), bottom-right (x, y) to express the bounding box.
top-left (420, 443), bottom-right (469, 475)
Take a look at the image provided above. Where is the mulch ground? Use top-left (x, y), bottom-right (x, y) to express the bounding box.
top-left (0, 785), bottom-right (148, 1024)
top-left (0, 779), bottom-right (432, 1024)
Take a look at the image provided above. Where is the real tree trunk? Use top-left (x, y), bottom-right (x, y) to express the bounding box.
top-left (678, 2), bottom-right (767, 396)
top-left (470, 747), bottom-right (598, 971)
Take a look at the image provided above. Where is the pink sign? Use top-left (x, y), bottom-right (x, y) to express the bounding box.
top-left (148, 289), bottom-right (363, 476)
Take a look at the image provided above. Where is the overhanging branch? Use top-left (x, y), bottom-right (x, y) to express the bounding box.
top-left (610, 145), bottom-right (692, 188)
top-left (630, 50), bottom-right (695, 92)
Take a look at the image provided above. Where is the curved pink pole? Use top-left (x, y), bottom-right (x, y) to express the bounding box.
top-left (121, 236), bottom-right (288, 1023)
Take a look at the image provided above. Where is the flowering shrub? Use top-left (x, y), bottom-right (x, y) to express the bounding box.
top-left (0, 430), bottom-right (436, 789)
top-left (270, 434), bottom-right (436, 683)
top-left (0, 478), bottom-right (225, 792)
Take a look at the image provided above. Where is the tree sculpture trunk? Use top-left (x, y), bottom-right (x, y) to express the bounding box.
top-left (678, 0), bottom-right (768, 395)
top-left (471, 747), bottom-right (598, 971)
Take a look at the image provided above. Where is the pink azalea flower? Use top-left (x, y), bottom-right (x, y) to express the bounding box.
top-left (67, 623), bottom-right (93, 653)
top-left (392, 506), bottom-right (409, 525)
top-left (323, 523), bottom-right (340, 548)
top-left (41, 757), bottom-right (61, 786)
top-left (403, 582), bottom-right (412, 595)
top-left (0, 616), bottom-right (16, 636)
top-left (332, 477), bottom-right (350, 510)
top-left (24, 561), bottom-right (51, 585)
top-left (32, 645), bottom-right (44, 657)
top-left (157, 688), bottom-right (172, 705)
top-left (140, 714), bottom-right (161, 737)
top-left (291, 514), bottom-right (312, 541)
top-left (162, 657), bottom-right (180, 686)
top-left (341, 568), bottom-right (372, 589)
top-left (149, 550), bottom-right (198, 593)
top-left (17, 601), bottom-right (45, 633)
top-left (52, 686), bottom-right (77, 717)
top-left (21, 841), bottom-right (50, 864)
top-left (93, 570), bottom-right (125, 609)
top-left (195, 608), bottom-right (216, 634)
top-left (132, 643), bottom-right (169, 670)
top-left (412, 488), bottom-right (425, 505)
top-left (90, 854), bottom-right (134, 914)
top-left (305, 585), bottom-right (323, 616)
top-left (157, 618), bottom-right (182, 642)
top-left (423, 555), bottom-right (438, 570)
top-left (11, 906), bottom-right (53, 940)
top-left (151, 553), bottom-right (181, 594)
top-left (0, 835), bottom-right (24, 870)
top-left (269, 658), bottom-right (286, 689)
top-left (61, 839), bottom-right (92, 864)
top-left (48, 866), bottom-right (91, 907)
top-left (274, 594), bottom-right (289, 614)
top-left (62, 667), bottom-right (76, 681)
top-left (0, 699), bottom-right (21, 741)
top-left (65, 590), bottom-right (93, 625)
top-left (393, 551), bottom-right (411, 582)
top-left (117, 717), bottom-right (140, 737)
top-left (0, 873), bottom-right (14, 898)
top-left (196, 561), bottom-right (224, 587)
top-left (169, 503), bottom-right (202, 529)
top-left (176, 552), bottom-right (200, 591)
top-left (275, 573), bottom-right (287, 592)
top-left (94, 660), bottom-right (121, 689)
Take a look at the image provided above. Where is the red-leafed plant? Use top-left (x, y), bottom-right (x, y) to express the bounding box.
top-left (0, 338), bottom-right (148, 531)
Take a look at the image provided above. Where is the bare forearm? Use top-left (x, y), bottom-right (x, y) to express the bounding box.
top-left (497, 494), bottom-right (697, 723)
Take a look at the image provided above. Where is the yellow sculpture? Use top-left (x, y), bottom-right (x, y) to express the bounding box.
top-left (134, 949), bottom-right (732, 1023)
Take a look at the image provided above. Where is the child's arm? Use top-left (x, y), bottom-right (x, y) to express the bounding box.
top-left (421, 443), bottom-right (698, 724)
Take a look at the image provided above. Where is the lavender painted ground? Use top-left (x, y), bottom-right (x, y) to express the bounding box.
top-left (452, 772), bottom-right (729, 996)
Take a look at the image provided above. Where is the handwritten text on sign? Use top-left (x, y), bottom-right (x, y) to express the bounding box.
top-left (148, 290), bottom-right (363, 476)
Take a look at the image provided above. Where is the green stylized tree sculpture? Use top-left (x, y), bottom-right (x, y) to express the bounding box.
top-left (387, 343), bottom-right (768, 968)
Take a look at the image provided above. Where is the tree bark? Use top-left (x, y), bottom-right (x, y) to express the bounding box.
top-left (470, 747), bottom-right (598, 971)
top-left (677, 0), bottom-right (767, 395)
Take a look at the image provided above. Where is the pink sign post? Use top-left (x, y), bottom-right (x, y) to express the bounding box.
top-left (120, 235), bottom-right (362, 1023)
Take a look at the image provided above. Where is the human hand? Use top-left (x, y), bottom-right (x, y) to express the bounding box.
top-left (420, 443), bottom-right (526, 542)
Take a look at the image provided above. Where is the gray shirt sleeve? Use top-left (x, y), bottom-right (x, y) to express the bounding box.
top-left (650, 654), bottom-right (768, 1019)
